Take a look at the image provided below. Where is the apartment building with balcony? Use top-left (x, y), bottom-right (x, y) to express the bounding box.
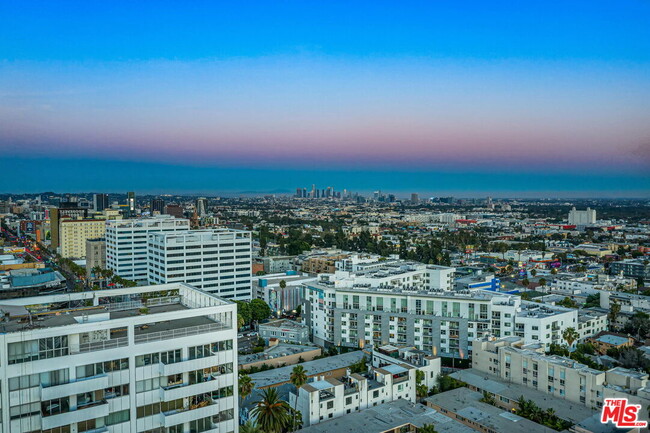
top-left (304, 274), bottom-right (578, 358)
top-left (0, 283), bottom-right (238, 433)
top-left (370, 345), bottom-right (441, 390)
top-left (105, 216), bottom-right (190, 282)
top-left (471, 335), bottom-right (650, 412)
top-left (147, 229), bottom-right (252, 301)
top-left (290, 363), bottom-right (416, 427)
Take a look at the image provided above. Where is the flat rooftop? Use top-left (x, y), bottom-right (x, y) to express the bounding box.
top-left (238, 343), bottom-right (320, 365)
top-left (296, 399), bottom-right (474, 433)
top-left (259, 319), bottom-right (308, 331)
top-left (449, 368), bottom-right (597, 425)
top-left (0, 283), bottom-right (231, 333)
top-left (249, 350), bottom-right (366, 389)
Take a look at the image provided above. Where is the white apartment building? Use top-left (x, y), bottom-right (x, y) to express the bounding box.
top-left (106, 216), bottom-right (190, 282)
top-left (304, 275), bottom-right (579, 358)
top-left (0, 283), bottom-right (238, 433)
top-left (568, 207), bottom-right (596, 226)
top-left (290, 364), bottom-right (415, 427)
top-left (471, 335), bottom-right (650, 411)
top-left (147, 229), bottom-right (252, 300)
top-left (371, 345), bottom-right (441, 390)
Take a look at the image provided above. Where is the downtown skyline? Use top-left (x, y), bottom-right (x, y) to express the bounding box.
top-left (1, 1), bottom-right (649, 196)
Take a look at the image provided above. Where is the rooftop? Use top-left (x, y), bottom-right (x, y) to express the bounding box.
top-left (296, 399), bottom-right (474, 433)
top-left (0, 283), bottom-right (232, 333)
top-left (249, 351), bottom-right (366, 389)
top-left (238, 343), bottom-right (319, 365)
top-left (449, 368), bottom-right (598, 425)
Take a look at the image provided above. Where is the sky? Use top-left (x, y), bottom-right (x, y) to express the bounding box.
top-left (1, 1), bottom-right (649, 196)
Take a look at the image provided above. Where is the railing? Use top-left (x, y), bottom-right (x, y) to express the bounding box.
top-left (76, 337), bottom-right (129, 353)
top-left (135, 322), bottom-right (230, 344)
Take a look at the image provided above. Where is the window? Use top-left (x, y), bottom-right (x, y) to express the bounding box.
top-left (10, 369), bottom-right (69, 390)
top-left (77, 358), bottom-right (128, 378)
top-left (42, 397), bottom-right (70, 417)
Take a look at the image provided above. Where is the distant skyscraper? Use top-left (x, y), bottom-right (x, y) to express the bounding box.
top-left (126, 191), bottom-right (136, 215)
top-left (150, 197), bottom-right (165, 214)
top-left (296, 188), bottom-right (303, 198)
top-left (410, 193), bottom-right (420, 204)
top-left (196, 197), bottom-right (208, 217)
top-left (93, 193), bottom-right (109, 211)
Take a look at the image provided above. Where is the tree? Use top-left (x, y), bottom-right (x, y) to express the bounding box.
top-left (237, 301), bottom-right (253, 325)
top-left (562, 327), bottom-right (579, 350)
top-left (251, 388), bottom-right (291, 433)
top-left (530, 269), bottom-right (537, 277)
top-left (349, 356), bottom-right (368, 374)
top-left (609, 301), bottom-right (621, 329)
top-left (279, 279), bottom-right (287, 289)
top-left (239, 374), bottom-right (254, 409)
top-left (240, 420), bottom-right (263, 433)
top-left (521, 278), bottom-right (530, 288)
top-left (557, 297), bottom-right (578, 309)
top-left (418, 424), bottom-right (438, 433)
top-left (480, 390), bottom-right (496, 405)
top-left (289, 365), bottom-right (308, 431)
top-left (538, 277), bottom-right (547, 287)
top-left (250, 299), bottom-right (272, 322)
top-left (416, 383), bottom-right (429, 400)
top-left (237, 314), bottom-right (245, 330)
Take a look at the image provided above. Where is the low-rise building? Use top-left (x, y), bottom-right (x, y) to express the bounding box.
top-left (471, 334), bottom-right (650, 411)
top-left (291, 363), bottom-right (416, 427)
top-left (238, 342), bottom-right (321, 370)
top-left (259, 319), bottom-right (310, 345)
top-left (585, 331), bottom-right (635, 355)
top-left (371, 344), bottom-right (441, 390)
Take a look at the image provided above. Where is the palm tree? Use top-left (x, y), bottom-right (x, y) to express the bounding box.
top-left (240, 420), bottom-right (264, 433)
top-left (416, 383), bottom-right (428, 401)
top-left (239, 374), bottom-right (254, 409)
top-left (562, 327), bottom-right (579, 351)
top-left (418, 424), bottom-right (438, 433)
top-left (289, 365), bottom-right (308, 431)
top-left (251, 388), bottom-right (291, 433)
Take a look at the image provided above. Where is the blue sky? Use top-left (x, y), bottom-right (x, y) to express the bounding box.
top-left (1, 1), bottom-right (649, 196)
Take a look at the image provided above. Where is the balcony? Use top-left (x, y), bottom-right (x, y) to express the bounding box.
top-left (135, 322), bottom-right (230, 344)
top-left (42, 400), bottom-right (109, 430)
top-left (160, 401), bottom-right (220, 427)
top-left (160, 378), bottom-right (222, 401)
top-left (160, 355), bottom-right (229, 376)
top-left (41, 375), bottom-right (109, 401)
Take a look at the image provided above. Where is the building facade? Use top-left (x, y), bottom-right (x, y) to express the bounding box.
top-left (59, 219), bottom-right (106, 259)
top-left (147, 229), bottom-right (252, 300)
top-left (304, 275), bottom-right (578, 358)
top-left (471, 335), bottom-right (650, 411)
top-left (85, 238), bottom-right (106, 278)
top-left (0, 283), bottom-right (238, 433)
top-left (105, 216), bottom-right (190, 282)
top-left (291, 364), bottom-right (416, 428)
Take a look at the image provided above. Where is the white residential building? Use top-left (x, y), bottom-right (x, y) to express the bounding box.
top-left (371, 345), bottom-right (441, 390)
top-left (106, 216), bottom-right (190, 282)
top-left (290, 364), bottom-right (416, 427)
top-left (147, 229), bottom-right (252, 300)
top-left (471, 335), bottom-right (650, 411)
top-left (0, 283), bottom-right (238, 433)
top-left (304, 274), bottom-right (578, 358)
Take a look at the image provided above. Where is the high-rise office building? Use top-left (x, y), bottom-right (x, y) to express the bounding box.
top-left (410, 193), bottom-right (420, 204)
top-left (195, 197), bottom-right (208, 217)
top-left (106, 216), bottom-right (190, 282)
top-left (150, 198), bottom-right (165, 214)
top-left (59, 218), bottom-right (106, 258)
top-left (0, 283), bottom-right (238, 433)
top-left (50, 205), bottom-right (88, 250)
top-left (147, 229), bottom-right (252, 300)
top-left (93, 193), bottom-right (109, 212)
top-left (126, 192), bottom-right (136, 215)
